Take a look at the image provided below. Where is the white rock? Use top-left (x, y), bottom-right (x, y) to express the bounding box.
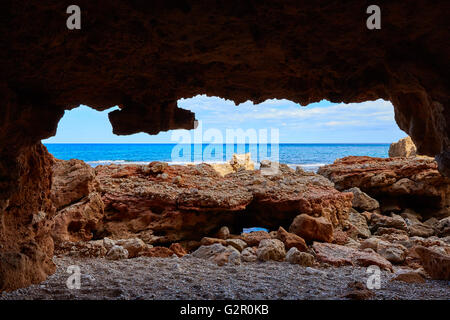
top-left (257, 239), bottom-right (286, 262)
top-left (106, 245), bottom-right (129, 260)
top-left (191, 243), bottom-right (228, 260)
top-left (286, 247), bottom-right (315, 266)
top-left (103, 237), bottom-right (116, 251)
top-left (241, 247), bottom-right (258, 262)
top-left (226, 238), bottom-right (247, 252)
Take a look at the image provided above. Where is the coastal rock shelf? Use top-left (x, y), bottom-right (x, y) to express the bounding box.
top-left (318, 156), bottom-right (450, 219)
top-left (52, 160), bottom-right (353, 246)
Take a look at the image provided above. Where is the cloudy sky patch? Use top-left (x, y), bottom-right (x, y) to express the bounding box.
top-left (44, 96), bottom-right (406, 143)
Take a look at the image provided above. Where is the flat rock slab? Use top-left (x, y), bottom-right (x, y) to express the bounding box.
top-left (88, 163), bottom-right (353, 244)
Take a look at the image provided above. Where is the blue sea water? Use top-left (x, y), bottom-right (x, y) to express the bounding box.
top-left (44, 143), bottom-right (389, 172)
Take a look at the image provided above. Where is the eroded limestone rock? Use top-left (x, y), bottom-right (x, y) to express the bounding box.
top-left (389, 137), bottom-right (417, 158)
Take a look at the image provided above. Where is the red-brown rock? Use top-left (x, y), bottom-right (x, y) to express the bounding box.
top-left (318, 156), bottom-right (450, 218)
top-left (141, 247), bottom-right (174, 258)
top-left (0, 144), bottom-right (56, 292)
top-left (313, 242), bottom-right (393, 271)
top-left (169, 243), bottom-right (188, 257)
top-left (414, 246), bottom-right (450, 280)
top-left (239, 231), bottom-right (271, 247)
top-left (51, 159), bottom-right (99, 210)
top-left (94, 163), bottom-right (352, 246)
top-left (289, 214), bottom-right (334, 243)
top-left (200, 237), bottom-right (227, 246)
top-left (276, 227), bottom-right (308, 252)
top-left (392, 271), bottom-right (425, 284)
top-left (50, 159), bottom-right (105, 243)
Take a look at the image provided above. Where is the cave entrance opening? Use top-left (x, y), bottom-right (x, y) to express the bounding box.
top-left (43, 96), bottom-right (406, 249)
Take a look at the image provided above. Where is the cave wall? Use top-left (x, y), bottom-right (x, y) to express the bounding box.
top-left (0, 0), bottom-right (449, 290)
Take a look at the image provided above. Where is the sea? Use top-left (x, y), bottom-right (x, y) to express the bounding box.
top-left (44, 143), bottom-right (389, 172)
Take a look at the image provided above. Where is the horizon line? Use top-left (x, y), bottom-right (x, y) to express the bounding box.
top-left (43, 142), bottom-right (393, 145)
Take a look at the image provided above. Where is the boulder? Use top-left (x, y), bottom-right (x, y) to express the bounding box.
top-left (257, 239), bottom-right (286, 262)
top-left (103, 237), bottom-right (116, 251)
top-left (214, 250), bottom-right (241, 266)
top-left (285, 247), bottom-right (315, 266)
top-left (241, 247), bottom-right (258, 262)
top-left (216, 226), bottom-right (230, 239)
top-left (344, 281), bottom-right (375, 300)
top-left (347, 211), bottom-right (371, 239)
top-left (141, 246), bottom-right (174, 258)
top-left (313, 242), bottom-right (392, 271)
top-left (226, 239), bottom-right (247, 252)
top-left (51, 192), bottom-right (104, 243)
top-left (408, 223), bottom-right (435, 238)
top-left (360, 238), bottom-right (408, 264)
top-left (191, 243), bottom-right (228, 260)
top-left (345, 187), bottom-right (379, 211)
top-left (210, 153), bottom-right (255, 177)
top-left (200, 237), bottom-right (227, 246)
top-left (400, 209), bottom-right (422, 222)
top-left (169, 243), bottom-right (188, 257)
top-left (191, 243), bottom-right (240, 266)
top-left (414, 246), bottom-right (450, 280)
top-left (437, 217), bottom-right (450, 237)
top-left (115, 238), bottom-right (147, 258)
top-left (388, 136), bottom-right (417, 158)
top-left (276, 226), bottom-right (308, 251)
top-left (370, 213), bottom-right (408, 232)
top-left (289, 214), bottom-right (334, 243)
top-left (391, 270), bottom-right (425, 283)
top-left (374, 227), bottom-right (408, 237)
top-left (376, 241), bottom-right (408, 264)
top-left (230, 153), bottom-right (255, 171)
top-left (147, 161), bottom-right (168, 174)
top-left (239, 231), bottom-right (271, 246)
top-left (51, 159), bottom-right (99, 210)
top-left (209, 163), bottom-right (234, 177)
top-left (106, 245), bottom-right (129, 260)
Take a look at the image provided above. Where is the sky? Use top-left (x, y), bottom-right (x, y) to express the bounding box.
top-left (43, 95), bottom-right (407, 144)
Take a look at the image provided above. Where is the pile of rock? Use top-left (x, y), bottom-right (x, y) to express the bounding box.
top-left (209, 153), bottom-right (255, 177)
top-left (49, 150), bottom-right (450, 281)
top-left (50, 154), bottom-right (352, 246)
top-left (317, 152), bottom-right (450, 280)
top-left (55, 237), bottom-right (188, 260)
top-left (318, 156), bottom-right (450, 218)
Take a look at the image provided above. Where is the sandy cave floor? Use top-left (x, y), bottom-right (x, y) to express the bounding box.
top-left (1, 256), bottom-right (449, 300)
